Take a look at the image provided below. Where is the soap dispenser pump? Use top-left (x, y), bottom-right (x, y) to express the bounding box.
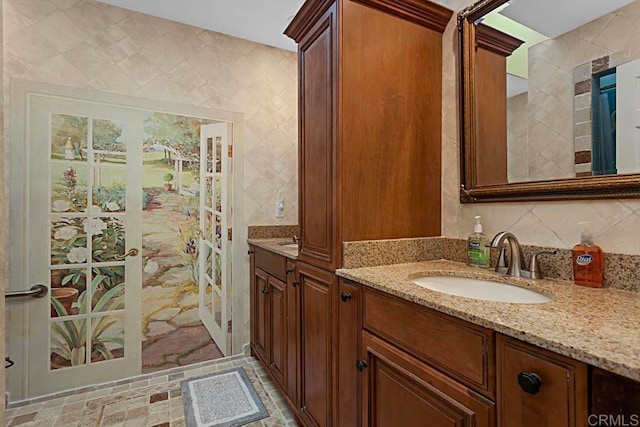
top-left (572, 222), bottom-right (604, 288)
top-left (468, 216), bottom-right (490, 268)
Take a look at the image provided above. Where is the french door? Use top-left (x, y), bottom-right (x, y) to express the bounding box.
top-left (22, 95), bottom-right (143, 397)
top-left (198, 123), bottom-right (233, 356)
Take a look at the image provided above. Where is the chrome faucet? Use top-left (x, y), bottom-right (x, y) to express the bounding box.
top-left (491, 231), bottom-right (557, 279)
top-left (491, 231), bottom-right (525, 277)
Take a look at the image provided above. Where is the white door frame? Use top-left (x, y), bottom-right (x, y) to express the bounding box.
top-left (7, 81), bottom-right (247, 402)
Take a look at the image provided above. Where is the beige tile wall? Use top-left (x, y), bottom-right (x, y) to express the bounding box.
top-left (507, 93), bottom-right (528, 182)
top-left (4, 0), bottom-right (298, 227)
top-left (440, 0), bottom-right (640, 255)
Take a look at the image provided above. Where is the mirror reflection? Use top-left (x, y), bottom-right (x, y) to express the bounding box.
top-left (473, 0), bottom-right (640, 186)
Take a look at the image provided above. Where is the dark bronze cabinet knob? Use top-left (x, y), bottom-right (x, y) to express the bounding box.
top-left (356, 360), bottom-right (368, 372)
top-left (517, 371), bottom-right (542, 395)
top-left (262, 287), bottom-right (270, 295)
top-left (341, 292), bottom-right (352, 302)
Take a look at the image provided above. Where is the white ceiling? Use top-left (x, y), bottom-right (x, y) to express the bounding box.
top-left (500, 0), bottom-right (637, 39)
top-left (97, 0), bottom-right (306, 51)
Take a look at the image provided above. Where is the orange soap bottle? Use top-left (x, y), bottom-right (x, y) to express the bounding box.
top-left (572, 222), bottom-right (604, 288)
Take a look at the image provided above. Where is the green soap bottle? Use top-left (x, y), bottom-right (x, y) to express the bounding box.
top-left (468, 216), bottom-right (490, 268)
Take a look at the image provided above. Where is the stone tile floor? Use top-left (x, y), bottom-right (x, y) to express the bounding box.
top-left (5, 356), bottom-right (299, 427)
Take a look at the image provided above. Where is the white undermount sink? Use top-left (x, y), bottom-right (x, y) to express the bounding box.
top-left (280, 243), bottom-right (299, 249)
top-left (411, 276), bottom-right (552, 304)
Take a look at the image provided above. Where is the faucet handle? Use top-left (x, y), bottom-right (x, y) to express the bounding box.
top-left (529, 250), bottom-right (557, 279)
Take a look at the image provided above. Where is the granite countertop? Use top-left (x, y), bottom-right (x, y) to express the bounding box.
top-left (336, 260), bottom-right (640, 382)
top-left (248, 238), bottom-right (299, 260)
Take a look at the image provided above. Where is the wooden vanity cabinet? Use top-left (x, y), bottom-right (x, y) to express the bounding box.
top-left (496, 335), bottom-right (588, 427)
top-left (285, 0), bottom-right (453, 271)
top-left (285, 258), bottom-right (300, 405)
top-left (361, 332), bottom-right (495, 427)
top-left (252, 253), bottom-right (635, 427)
top-left (360, 286), bottom-right (496, 427)
top-left (362, 288), bottom-right (496, 398)
top-left (590, 367), bottom-right (640, 416)
top-left (251, 265), bottom-right (269, 363)
top-left (337, 279), bottom-right (362, 427)
top-left (249, 246), bottom-right (298, 397)
top-left (297, 262), bottom-right (337, 427)
top-left (284, 0), bottom-right (454, 422)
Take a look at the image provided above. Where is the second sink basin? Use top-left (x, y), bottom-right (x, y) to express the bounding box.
top-left (411, 275), bottom-right (552, 304)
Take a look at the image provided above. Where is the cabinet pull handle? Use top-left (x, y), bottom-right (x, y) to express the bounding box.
top-left (248, 249), bottom-right (254, 255)
top-left (262, 287), bottom-right (270, 295)
top-left (341, 292), bottom-right (352, 302)
top-left (517, 371), bottom-right (542, 395)
top-left (285, 267), bottom-right (294, 274)
top-left (292, 280), bottom-right (299, 288)
top-left (356, 360), bottom-right (368, 372)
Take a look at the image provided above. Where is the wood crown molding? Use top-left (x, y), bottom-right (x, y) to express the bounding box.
top-left (284, 0), bottom-right (334, 42)
top-left (476, 23), bottom-right (524, 56)
top-left (285, 0), bottom-right (454, 42)
top-left (351, 0), bottom-right (453, 33)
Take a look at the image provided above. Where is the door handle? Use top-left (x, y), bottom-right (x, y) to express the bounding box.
top-left (114, 248), bottom-right (139, 261)
top-left (5, 284), bottom-right (48, 299)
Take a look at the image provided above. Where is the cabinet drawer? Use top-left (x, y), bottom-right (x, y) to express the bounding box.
top-left (361, 331), bottom-right (495, 427)
top-left (497, 334), bottom-right (587, 427)
top-left (254, 246), bottom-right (287, 282)
top-left (363, 288), bottom-right (495, 397)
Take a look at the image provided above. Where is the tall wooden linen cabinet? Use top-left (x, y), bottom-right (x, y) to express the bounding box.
top-left (282, 0), bottom-right (452, 426)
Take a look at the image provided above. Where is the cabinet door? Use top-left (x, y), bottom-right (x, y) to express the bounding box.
top-left (337, 279), bottom-right (361, 427)
top-left (299, 262), bottom-right (337, 427)
top-left (286, 260), bottom-right (300, 405)
top-left (252, 267), bottom-right (270, 364)
top-left (497, 335), bottom-right (588, 427)
top-left (298, 2), bottom-right (339, 271)
top-left (269, 276), bottom-right (287, 389)
top-left (361, 332), bottom-right (495, 427)
top-left (591, 367), bottom-right (640, 418)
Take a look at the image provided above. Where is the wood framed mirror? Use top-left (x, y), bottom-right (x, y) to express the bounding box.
top-left (459, 0), bottom-right (640, 202)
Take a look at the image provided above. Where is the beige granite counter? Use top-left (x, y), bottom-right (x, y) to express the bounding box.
top-left (248, 238), bottom-right (299, 260)
top-left (336, 260), bottom-right (640, 382)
